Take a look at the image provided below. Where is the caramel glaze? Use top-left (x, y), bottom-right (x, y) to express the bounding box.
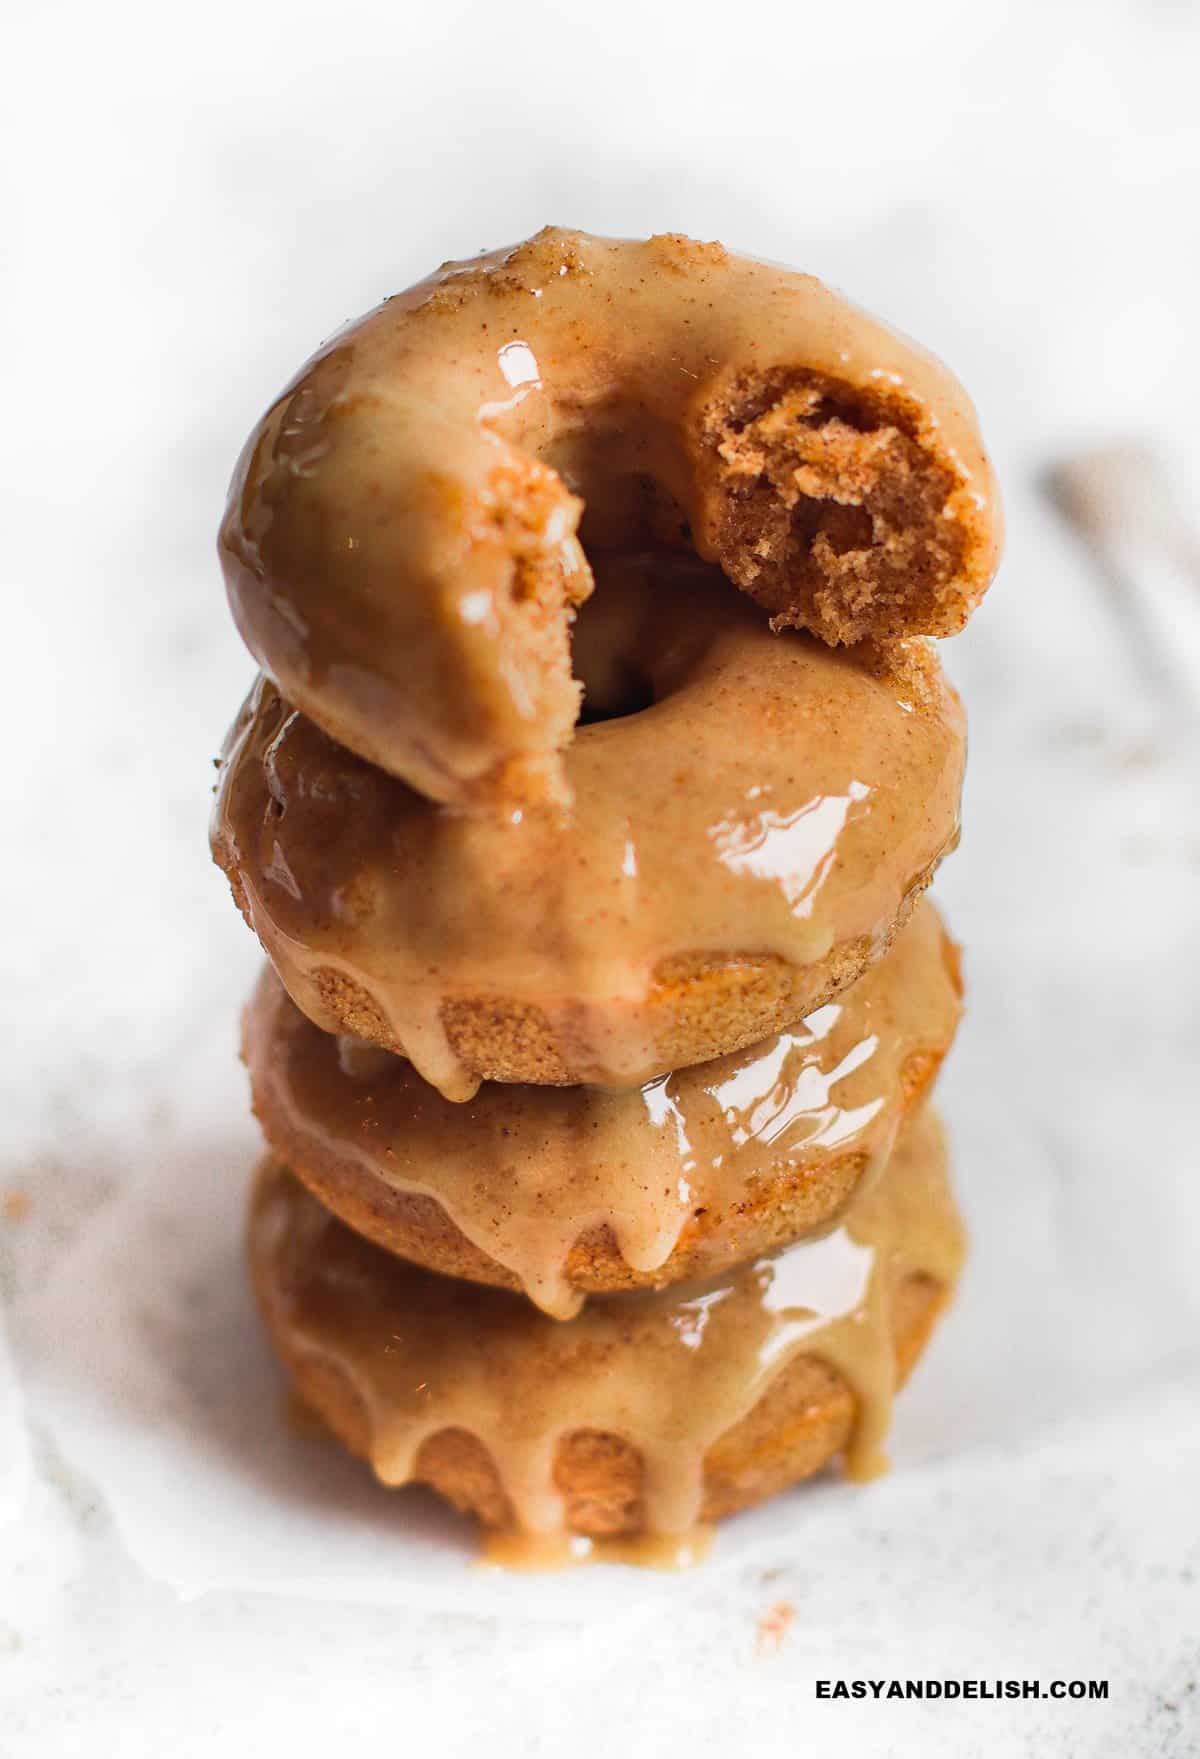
top-left (219, 227), bottom-right (1001, 806)
top-left (213, 554), bottom-right (965, 1101)
top-left (242, 899), bottom-right (961, 1318)
top-left (248, 1108), bottom-right (964, 1558)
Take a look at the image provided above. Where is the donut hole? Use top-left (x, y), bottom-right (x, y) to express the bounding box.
top-left (541, 368), bottom-right (973, 743)
top-left (574, 468), bottom-right (692, 553)
top-left (577, 660), bottom-right (655, 725)
top-left (498, 361), bottom-right (979, 793)
top-left (565, 543), bottom-right (741, 729)
top-left (545, 422), bottom-right (692, 554)
top-left (571, 587), bottom-right (658, 725)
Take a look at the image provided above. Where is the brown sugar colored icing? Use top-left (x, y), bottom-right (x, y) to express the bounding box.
top-left (213, 553), bottom-right (966, 1101)
top-left (248, 1108), bottom-right (964, 1556)
top-left (220, 227), bottom-right (1001, 806)
top-left (242, 900), bottom-right (962, 1318)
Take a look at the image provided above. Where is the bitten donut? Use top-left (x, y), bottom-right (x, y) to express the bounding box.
top-left (220, 227), bottom-right (1001, 806)
top-left (214, 555), bottom-right (965, 1100)
top-left (249, 1108), bottom-right (964, 1557)
top-left (243, 899), bottom-right (962, 1318)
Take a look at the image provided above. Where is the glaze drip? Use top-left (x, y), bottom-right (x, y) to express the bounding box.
top-left (214, 553), bottom-right (965, 1099)
top-left (243, 899), bottom-right (961, 1316)
top-left (249, 1108), bottom-right (964, 1548)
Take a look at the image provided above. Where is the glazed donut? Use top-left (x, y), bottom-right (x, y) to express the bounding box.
top-left (248, 1107), bottom-right (964, 1555)
top-left (220, 227), bottom-right (1001, 806)
top-left (243, 899), bottom-right (961, 1318)
top-left (213, 554), bottom-right (965, 1100)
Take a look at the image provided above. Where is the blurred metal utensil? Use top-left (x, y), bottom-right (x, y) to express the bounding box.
top-left (1043, 444), bottom-right (1200, 716)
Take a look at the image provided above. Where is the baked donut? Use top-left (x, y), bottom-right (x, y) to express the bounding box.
top-left (243, 899), bottom-right (961, 1318)
top-left (248, 1107), bottom-right (963, 1557)
top-left (213, 553), bottom-right (965, 1100)
top-left (219, 227), bottom-right (1001, 807)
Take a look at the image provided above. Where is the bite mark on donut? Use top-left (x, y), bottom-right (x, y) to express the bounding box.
top-left (700, 370), bottom-right (981, 645)
top-left (478, 459), bottom-right (592, 791)
top-left (483, 460), bottom-right (589, 613)
top-left (856, 635), bottom-right (955, 717)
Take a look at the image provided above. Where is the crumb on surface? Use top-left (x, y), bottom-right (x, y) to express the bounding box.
top-left (756, 1599), bottom-right (796, 1654)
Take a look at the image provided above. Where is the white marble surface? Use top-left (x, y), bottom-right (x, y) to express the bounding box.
top-left (3, 0), bottom-right (1199, 1752)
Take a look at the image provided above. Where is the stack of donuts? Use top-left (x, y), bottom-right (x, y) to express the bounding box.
top-left (211, 229), bottom-right (1001, 1567)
